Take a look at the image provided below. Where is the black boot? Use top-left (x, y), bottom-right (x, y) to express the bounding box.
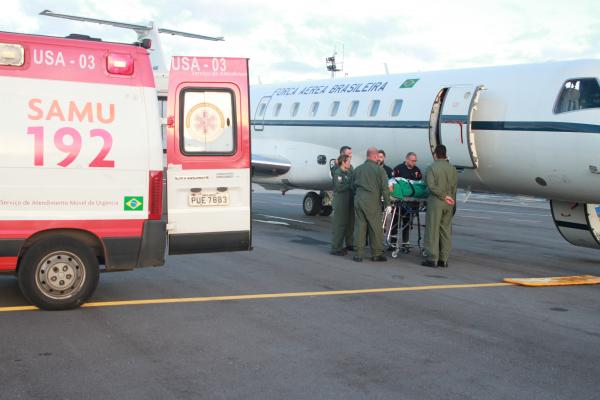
top-left (330, 250), bottom-right (347, 256)
top-left (371, 255), bottom-right (387, 262)
top-left (421, 260), bottom-right (438, 268)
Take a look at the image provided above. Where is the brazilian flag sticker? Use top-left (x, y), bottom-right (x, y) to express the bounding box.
top-left (124, 196), bottom-right (144, 211)
top-left (400, 78), bottom-right (419, 88)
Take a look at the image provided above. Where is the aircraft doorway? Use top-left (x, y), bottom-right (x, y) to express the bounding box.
top-left (429, 85), bottom-right (484, 168)
top-left (428, 88), bottom-right (447, 154)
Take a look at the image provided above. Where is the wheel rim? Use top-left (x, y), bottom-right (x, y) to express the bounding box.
top-left (35, 251), bottom-right (86, 300)
top-left (305, 197), bottom-right (313, 212)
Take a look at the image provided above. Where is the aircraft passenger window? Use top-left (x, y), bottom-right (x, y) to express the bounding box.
top-left (391, 99), bottom-right (403, 116)
top-left (555, 78), bottom-right (600, 113)
top-left (330, 101), bottom-right (340, 116)
top-left (310, 102), bottom-right (320, 117)
top-left (369, 100), bottom-right (380, 117)
top-left (258, 103), bottom-right (267, 117)
top-left (273, 103), bottom-right (282, 117)
top-left (291, 102), bottom-right (300, 117)
top-left (349, 101), bottom-right (359, 117)
top-left (181, 89), bottom-right (235, 155)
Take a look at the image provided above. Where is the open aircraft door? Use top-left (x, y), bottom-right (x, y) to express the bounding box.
top-left (166, 57), bottom-right (251, 254)
top-left (438, 85), bottom-right (484, 168)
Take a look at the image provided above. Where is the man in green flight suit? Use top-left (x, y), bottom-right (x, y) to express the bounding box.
top-left (352, 147), bottom-right (391, 262)
top-left (422, 145), bottom-right (458, 268)
top-left (330, 154), bottom-right (354, 255)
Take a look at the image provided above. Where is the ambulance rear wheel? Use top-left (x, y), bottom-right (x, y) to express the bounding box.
top-left (18, 237), bottom-right (100, 311)
top-left (303, 192), bottom-right (322, 216)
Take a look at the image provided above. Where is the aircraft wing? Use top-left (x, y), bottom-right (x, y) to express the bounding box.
top-left (252, 154), bottom-right (291, 177)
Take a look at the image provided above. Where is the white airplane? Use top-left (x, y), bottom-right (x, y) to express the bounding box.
top-left (250, 60), bottom-right (600, 251)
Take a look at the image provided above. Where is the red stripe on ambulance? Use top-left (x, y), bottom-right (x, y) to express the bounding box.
top-left (0, 219), bottom-right (144, 239)
top-left (0, 257), bottom-right (18, 271)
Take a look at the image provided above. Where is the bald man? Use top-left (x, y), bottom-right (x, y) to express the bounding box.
top-left (351, 147), bottom-right (391, 262)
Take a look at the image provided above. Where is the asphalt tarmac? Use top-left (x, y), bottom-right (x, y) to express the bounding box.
top-left (1, 190), bottom-right (599, 400)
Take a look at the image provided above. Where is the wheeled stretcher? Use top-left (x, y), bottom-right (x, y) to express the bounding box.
top-left (383, 178), bottom-right (428, 258)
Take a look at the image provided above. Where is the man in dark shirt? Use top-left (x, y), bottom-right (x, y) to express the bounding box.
top-left (377, 150), bottom-right (393, 179)
top-left (393, 152), bottom-right (422, 181)
top-left (392, 152), bottom-right (422, 247)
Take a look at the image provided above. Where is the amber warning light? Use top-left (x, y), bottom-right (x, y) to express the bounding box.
top-left (0, 43), bottom-right (24, 66)
top-left (107, 53), bottom-right (134, 75)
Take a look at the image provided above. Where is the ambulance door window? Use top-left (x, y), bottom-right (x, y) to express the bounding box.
top-left (181, 89), bottom-right (235, 155)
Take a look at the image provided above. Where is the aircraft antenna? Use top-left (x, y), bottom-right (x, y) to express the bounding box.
top-left (39, 10), bottom-right (224, 74)
top-left (326, 44), bottom-right (344, 79)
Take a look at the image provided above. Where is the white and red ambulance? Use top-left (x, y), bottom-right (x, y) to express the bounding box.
top-left (0, 32), bottom-right (252, 310)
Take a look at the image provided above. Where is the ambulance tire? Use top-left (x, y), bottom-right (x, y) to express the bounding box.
top-left (319, 206), bottom-right (333, 216)
top-left (303, 192), bottom-right (322, 216)
top-left (18, 237), bottom-right (100, 311)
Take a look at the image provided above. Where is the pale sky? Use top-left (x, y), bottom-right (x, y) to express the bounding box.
top-left (2, 0), bottom-right (599, 84)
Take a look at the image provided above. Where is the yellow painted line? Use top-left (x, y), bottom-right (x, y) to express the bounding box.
top-left (0, 282), bottom-right (514, 312)
top-left (0, 305), bottom-right (39, 312)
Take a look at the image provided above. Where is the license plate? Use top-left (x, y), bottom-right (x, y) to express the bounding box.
top-left (189, 192), bottom-right (229, 206)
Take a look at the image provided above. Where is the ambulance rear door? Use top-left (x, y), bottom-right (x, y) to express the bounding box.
top-left (166, 57), bottom-right (251, 254)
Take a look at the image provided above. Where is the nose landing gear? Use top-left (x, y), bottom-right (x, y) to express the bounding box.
top-left (303, 191), bottom-right (333, 216)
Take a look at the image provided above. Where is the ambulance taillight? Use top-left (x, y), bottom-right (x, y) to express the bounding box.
top-left (106, 53), bottom-right (134, 75)
top-left (0, 43), bottom-right (24, 66)
top-left (148, 171), bottom-right (163, 220)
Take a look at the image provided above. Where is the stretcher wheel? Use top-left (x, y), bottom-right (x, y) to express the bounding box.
top-left (420, 249), bottom-right (427, 257)
top-left (392, 250), bottom-right (400, 258)
top-left (401, 247), bottom-right (410, 254)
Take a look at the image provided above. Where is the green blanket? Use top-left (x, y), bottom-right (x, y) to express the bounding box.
top-left (390, 178), bottom-right (429, 200)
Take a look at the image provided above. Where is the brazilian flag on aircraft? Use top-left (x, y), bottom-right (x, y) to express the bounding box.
top-left (400, 79), bottom-right (419, 88)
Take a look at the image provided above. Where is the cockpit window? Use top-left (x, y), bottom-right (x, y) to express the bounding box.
top-left (554, 78), bottom-right (600, 113)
